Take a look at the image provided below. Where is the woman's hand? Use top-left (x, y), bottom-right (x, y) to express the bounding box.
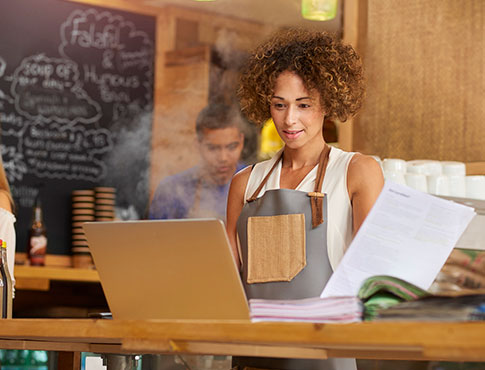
top-left (226, 167), bottom-right (252, 270)
top-left (347, 154), bottom-right (384, 234)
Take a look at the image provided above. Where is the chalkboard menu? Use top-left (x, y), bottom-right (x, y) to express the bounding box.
top-left (0, 0), bottom-right (155, 255)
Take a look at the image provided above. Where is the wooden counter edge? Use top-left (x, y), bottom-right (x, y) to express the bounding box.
top-left (14, 265), bottom-right (100, 284)
top-left (0, 320), bottom-right (484, 362)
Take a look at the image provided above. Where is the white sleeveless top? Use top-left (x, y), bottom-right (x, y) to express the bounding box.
top-left (0, 207), bottom-right (16, 288)
top-left (244, 147), bottom-right (355, 270)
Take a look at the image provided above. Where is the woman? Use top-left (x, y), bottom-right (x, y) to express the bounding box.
top-left (0, 152), bottom-right (16, 289)
top-left (226, 29), bottom-right (384, 370)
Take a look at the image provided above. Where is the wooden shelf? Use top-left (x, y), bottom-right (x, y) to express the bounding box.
top-left (14, 265), bottom-right (100, 291)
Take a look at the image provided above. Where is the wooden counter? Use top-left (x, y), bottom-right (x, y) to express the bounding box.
top-left (12, 266), bottom-right (107, 319)
top-left (14, 265), bottom-right (100, 291)
top-left (0, 319), bottom-right (485, 369)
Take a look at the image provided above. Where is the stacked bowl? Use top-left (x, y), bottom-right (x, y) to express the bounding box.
top-left (94, 187), bottom-right (116, 221)
top-left (71, 190), bottom-right (95, 268)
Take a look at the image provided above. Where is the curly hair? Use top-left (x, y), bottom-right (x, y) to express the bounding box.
top-left (237, 28), bottom-right (365, 125)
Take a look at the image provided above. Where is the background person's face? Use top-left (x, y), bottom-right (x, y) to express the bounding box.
top-left (198, 126), bottom-right (244, 185)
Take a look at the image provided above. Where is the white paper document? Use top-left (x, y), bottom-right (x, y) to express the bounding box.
top-left (321, 181), bottom-right (476, 298)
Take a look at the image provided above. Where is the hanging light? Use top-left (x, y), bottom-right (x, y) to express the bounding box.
top-left (301, 0), bottom-right (338, 21)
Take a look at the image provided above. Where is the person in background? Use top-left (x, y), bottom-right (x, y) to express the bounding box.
top-left (149, 103), bottom-right (245, 221)
top-left (226, 29), bottom-right (384, 370)
top-left (0, 153), bottom-right (16, 290)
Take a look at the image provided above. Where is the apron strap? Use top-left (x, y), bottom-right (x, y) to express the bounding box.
top-left (310, 145), bottom-right (331, 228)
top-left (247, 145), bottom-right (331, 228)
top-left (247, 154), bottom-right (283, 202)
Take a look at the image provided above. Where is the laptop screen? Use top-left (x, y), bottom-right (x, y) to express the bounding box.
top-left (84, 219), bottom-right (250, 320)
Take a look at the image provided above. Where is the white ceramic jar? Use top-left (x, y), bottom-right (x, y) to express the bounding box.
top-left (441, 161), bottom-right (466, 197)
top-left (465, 175), bottom-right (485, 200)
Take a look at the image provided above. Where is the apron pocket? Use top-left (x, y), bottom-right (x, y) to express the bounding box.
top-left (247, 213), bottom-right (306, 283)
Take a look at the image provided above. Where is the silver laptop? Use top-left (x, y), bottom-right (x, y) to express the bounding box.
top-left (84, 219), bottom-right (250, 320)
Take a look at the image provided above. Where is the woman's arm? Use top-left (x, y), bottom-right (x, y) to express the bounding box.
top-left (0, 190), bottom-right (16, 290)
top-left (347, 154), bottom-right (384, 234)
top-left (0, 190), bottom-right (12, 213)
top-left (226, 167), bottom-right (251, 269)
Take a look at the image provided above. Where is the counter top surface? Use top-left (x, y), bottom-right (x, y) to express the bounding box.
top-left (13, 265), bottom-right (100, 291)
top-left (14, 265), bottom-right (99, 282)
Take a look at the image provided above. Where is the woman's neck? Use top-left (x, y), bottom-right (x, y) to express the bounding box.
top-left (282, 141), bottom-right (327, 170)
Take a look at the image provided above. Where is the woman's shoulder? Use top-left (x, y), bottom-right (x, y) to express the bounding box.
top-left (347, 152), bottom-right (384, 192)
top-left (348, 152), bottom-right (382, 173)
top-left (0, 190), bottom-right (13, 213)
top-left (0, 198), bottom-right (15, 222)
top-left (231, 158), bottom-right (271, 202)
top-left (232, 165), bottom-right (252, 189)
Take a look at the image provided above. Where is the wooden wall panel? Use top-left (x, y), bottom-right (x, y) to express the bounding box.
top-left (340, 0), bottom-right (368, 151)
top-left (354, 0), bottom-right (485, 161)
top-left (150, 56), bottom-right (210, 198)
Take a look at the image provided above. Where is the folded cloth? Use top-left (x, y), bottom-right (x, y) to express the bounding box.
top-left (374, 294), bottom-right (485, 321)
top-left (358, 275), bottom-right (429, 321)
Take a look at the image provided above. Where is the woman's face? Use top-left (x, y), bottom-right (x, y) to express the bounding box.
top-left (270, 71), bottom-right (325, 150)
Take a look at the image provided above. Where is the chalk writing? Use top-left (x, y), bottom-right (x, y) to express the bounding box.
top-left (19, 122), bottom-right (113, 181)
top-left (0, 57), bottom-right (6, 77)
top-left (0, 144), bottom-right (28, 183)
top-left (10, 185), bottom-right (39, 209)
top-left (59, 8), bottom-right (153, 105)
top-left (11, 54), bottom-right (102, 125)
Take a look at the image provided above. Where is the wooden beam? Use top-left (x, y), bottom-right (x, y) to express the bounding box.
top-left (58, 351), bottom-right (81, 370)
top-left (165, 5), bottom-right (267, 39)
top-left (67, 0), bottom-right (163, 15)
top-left (340, 0), bottom-right (368, 152)
top-left (122, 339), bottom-right (329, 359)
top-left (0, 339), bottom-right (91, 352)
top-left (165, 46), bottom-right (211, 67)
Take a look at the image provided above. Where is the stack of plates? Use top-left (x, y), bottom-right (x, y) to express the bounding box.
top-left (94, 187), bottom-right (116, 221)
top-left (71, 190), bottom-right (95, 268)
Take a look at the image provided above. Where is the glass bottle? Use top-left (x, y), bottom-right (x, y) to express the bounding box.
top-left (1, 241), bottom-right (12, 318)
top-left (28, 197), bottom-right (47, 266)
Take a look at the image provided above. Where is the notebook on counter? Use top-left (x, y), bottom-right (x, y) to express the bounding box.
top-left (84, 219), bottom-right (250, 321)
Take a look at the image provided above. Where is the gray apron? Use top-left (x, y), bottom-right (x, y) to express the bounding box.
top-left (234, 147), bottom-right (356, 370)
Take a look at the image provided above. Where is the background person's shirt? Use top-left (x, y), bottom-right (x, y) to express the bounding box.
top-left (148, 164), bottom-right (245, 221)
